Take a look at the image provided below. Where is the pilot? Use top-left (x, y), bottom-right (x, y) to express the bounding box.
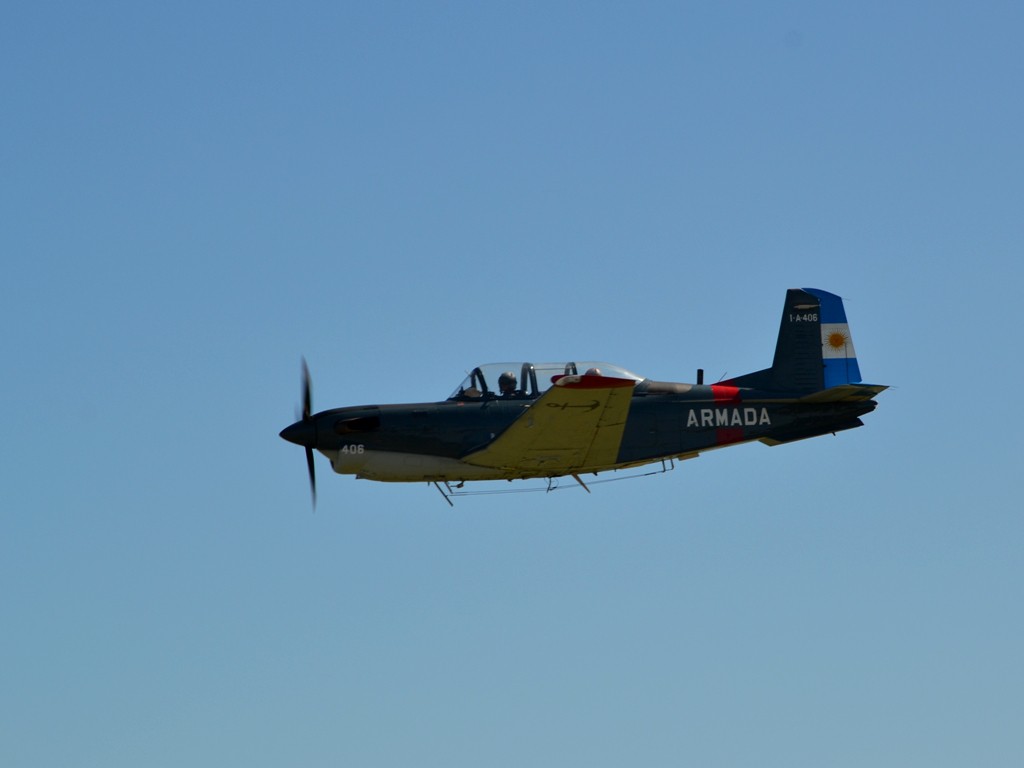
top-left (498, 371), bottom-right (518, 397)
top-left (585, 367), bottom-right (602, 376)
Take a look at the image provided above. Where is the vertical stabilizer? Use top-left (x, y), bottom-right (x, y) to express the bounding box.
top-left (726, 288), bottom-right (862, 393)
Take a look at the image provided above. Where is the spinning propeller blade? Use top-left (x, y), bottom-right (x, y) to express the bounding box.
top-left (302, 358), bottom-right (316, 508)
top-left (302, 358), bottom-right (312, 421)
top-left (305, 444), bottom-right (317, 509)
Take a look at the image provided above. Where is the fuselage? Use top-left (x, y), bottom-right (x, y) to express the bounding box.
top-left (300, 380), bottom-right (876, 482)
top-left (281, 291), bottom-right (886, 498)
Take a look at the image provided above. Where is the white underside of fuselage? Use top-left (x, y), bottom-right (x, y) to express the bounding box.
top-left (322, 448), bottom-right (698, 483)
top-left (324, 448), bottom-right (521, 482)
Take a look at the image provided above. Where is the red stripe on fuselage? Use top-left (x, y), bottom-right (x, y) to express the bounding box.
top-left (711, 384), bottom-right (741, 402)
top-left (712, 385), bottom-right (742, 444)
top-left (715, 427), bottom-right (745, 445)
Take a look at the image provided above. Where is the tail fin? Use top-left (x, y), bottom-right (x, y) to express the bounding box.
top-left (726, 288), bottom-right (862, 393)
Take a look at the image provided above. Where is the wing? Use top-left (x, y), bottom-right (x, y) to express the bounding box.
top-left (463, 374), bottom-right (636, 473)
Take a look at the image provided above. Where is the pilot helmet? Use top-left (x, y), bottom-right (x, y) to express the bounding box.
top-left (498, 371), bottom-right (517, 394)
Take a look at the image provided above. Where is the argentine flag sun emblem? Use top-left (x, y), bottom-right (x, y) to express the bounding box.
top-left (826, 329), bottom-right (850, 352)
top-left (821, 324), bottom-right (855, 358)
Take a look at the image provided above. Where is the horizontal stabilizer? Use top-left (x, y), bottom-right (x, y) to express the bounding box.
top-left (798, 384), bottom-right (888, 403)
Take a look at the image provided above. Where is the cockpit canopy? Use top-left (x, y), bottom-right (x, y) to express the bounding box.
top-left (448, 361), bottom-right (644, 401)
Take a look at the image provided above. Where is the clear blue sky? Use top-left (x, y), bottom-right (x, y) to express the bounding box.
top-left (3, 3), bottom-right (1022, 766)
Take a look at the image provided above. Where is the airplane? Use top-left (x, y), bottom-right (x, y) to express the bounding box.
top-left (280, 288), bottom-right (886, 506)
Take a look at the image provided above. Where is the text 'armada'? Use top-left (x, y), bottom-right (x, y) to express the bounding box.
top-left (686, 407), bottom-right (771, 428)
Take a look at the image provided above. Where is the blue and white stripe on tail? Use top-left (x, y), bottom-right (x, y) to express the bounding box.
top-left (804, 288), bottom-right (862, 387)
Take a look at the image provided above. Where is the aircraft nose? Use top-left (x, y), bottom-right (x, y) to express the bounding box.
top-left (279, 419), bottom-right (317, 448)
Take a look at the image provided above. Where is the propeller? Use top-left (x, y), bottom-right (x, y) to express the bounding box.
top-left (301, 358), bottom-right (316, 508)
top-left (280, 357), bottom-right (317, 509)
